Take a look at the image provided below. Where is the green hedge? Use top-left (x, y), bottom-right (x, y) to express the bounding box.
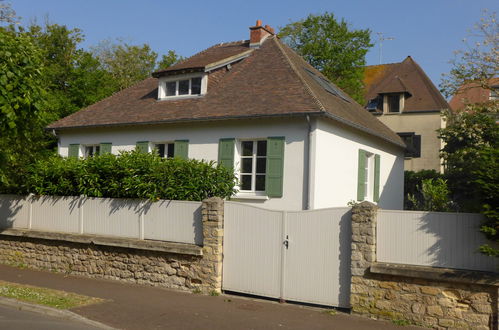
top-left (404, 170), bottom-right (444, 210)
top-left (24, 151), bottom-right (237, 201)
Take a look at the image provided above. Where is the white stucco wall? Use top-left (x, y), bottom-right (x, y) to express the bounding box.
top-left (57, 119), bottom-right (309, 211)
top-left (312, 118), bottom-right (404, 210)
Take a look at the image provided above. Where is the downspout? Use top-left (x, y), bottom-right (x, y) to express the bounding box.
top-left (305, 115), bottom-right (313, 210)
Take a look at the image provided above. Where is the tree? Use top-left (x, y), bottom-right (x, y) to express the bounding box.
top-left (279, 12), bottom-right (373, 104)
top-left (22, 23), bottom-right (116, 118)
top-left (0, 29), bottom-right (53, 188)
top-left (0, 0), bottom-right (18, 24)
top-left (440, 10), bottom-right (498, 98)
top-left (438, 103), bottom-right (499, 256)
top-left (157, 50), bottom-right (184, 71)
top-left (92, 39), bottom-right (158, 90)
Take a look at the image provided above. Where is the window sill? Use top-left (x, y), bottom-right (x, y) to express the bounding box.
top-left (157, 94), bottom-right (204, 101)
top-left (232, 192), bottom-right (269, 201)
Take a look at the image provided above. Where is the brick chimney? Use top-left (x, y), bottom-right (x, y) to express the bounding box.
top-left (249, 20), bottom-right (275, 48)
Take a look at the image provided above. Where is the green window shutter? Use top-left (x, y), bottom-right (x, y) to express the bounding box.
top-left (136, 141), bottom-right (149, 153)
top-left (374, 154), bottom-right (381, 202)
top-left (265, 136), bottom-right (285, 198)
top-left (357, 149), bottom-right (366, 201)
top-left (99, 143), bottom-right (112, 155)
top-left (218, 138), bottom-right (235, 169)
top-left (68, 144), bottom-right (80, 158)
top-left (174, 140), bottom-right (189, 159)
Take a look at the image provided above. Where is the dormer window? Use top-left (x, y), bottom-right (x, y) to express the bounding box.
top-left (383, 93), bottom-right (404, 113)
top-left (158, 74), bottom-right (207, 100)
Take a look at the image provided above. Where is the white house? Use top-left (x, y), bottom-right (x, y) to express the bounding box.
top-left (48, 21), bottom-right (405, 211)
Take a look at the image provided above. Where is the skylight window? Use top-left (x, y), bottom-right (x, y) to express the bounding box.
top-left (304, 68), bottom-right (351, 103)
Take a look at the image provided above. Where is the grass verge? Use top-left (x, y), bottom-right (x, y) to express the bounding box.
top-left (0, 280), bottom-right (105, 309)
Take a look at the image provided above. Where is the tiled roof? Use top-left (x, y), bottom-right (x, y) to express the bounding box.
top-left (449, 78), bottom-right (499, 111)
top-left (363, 56), bottom-right (449, 112)
top-left (48, 37), bottom-right (404, 147)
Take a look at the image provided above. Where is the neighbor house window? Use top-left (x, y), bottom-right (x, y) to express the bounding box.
top-left (397, 132), bottom-right (421, 158)
top-left (239, 140), bottom-right (267, 192)
top-left (155, 143), bottom-right (175, 158)
top-left (383, 93), bottom-right (404, 113)
top-left (163, 77), bottom-right (203, 98)
top-left (84, 145), bottom-right (100, 158)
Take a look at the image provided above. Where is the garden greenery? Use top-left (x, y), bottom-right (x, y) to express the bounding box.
top-left (24, 151), bottom-right (237, 201)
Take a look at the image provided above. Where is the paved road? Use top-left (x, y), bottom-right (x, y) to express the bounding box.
top-left (0, 305), bottom-right (100, 330)
top-left (0, 265), bottom-right (421, 330)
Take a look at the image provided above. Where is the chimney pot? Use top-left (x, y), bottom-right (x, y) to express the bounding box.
top-left (256, 19), bottom-right (262, 27)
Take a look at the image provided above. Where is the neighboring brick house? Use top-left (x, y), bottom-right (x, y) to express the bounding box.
top-left (449, 77), bottom-right (499, 111)
top-left (48, 21), bottom-right (405, 211)
top-left (363, 56), bottom-right (449, 173)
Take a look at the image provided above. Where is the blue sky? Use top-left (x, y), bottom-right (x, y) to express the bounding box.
top-left (10, 0), bottom-right (499, 90)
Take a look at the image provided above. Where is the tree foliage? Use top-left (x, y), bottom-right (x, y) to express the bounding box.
top-left (279, 12), bottom-right (373, 104)
top-left (440, 10), bottom-right (499, 98)
top-left (92, 39), bottom-right (158, 90)
top-left (404, 170), bottom-right (444, 210)
top-left (157, 50), bottom-right (184, 71)
top-left (0, 29), bottom-right (54, 187)
top-left (0, 0), bottom-right (18, 24)
top-left (407, 178), bottom-right (454, 212)
top-left (26, 151), bottom-right (237, 201)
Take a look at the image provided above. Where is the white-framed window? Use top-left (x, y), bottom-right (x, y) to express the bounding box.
top-left (158, 73), bottom-right (207, 100)
top-left (490, 87), bottom-right (499, 101)
top-left (363, 152), bottom-right (375, 201)
top-left (84, 145), bottom-right (100, 158)
top-left (238, 140), bottom-right (267, 192)
top-left (154, 142), bottom-right (175, 158)
top-left (383, 93), bottom-right (404, 113)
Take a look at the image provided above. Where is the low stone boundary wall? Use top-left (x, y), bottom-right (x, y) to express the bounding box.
top-left (351, 202), bottom-right (499, 329)
top-left (0, 197), bottom-right (224, 294)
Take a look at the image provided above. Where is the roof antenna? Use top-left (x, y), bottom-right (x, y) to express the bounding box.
top-left (376, 32), bottom-right (395, 64)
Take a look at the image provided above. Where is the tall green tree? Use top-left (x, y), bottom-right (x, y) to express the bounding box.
top-left (0, 29), bottom-right (53, 188)
top-left (92, 40), bottom-right (158, 90)
top-left (157, 50), bottom-right (184, 71)
top-left (279, 12), bottom-right (373, 104)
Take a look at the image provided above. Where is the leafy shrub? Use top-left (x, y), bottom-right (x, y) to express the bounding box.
top-left (407, 178), bottom-right (454, 212)
top-left (404, 170), bottom-right (444, 210)
top-left (25, 151), bottom-right (237, 201)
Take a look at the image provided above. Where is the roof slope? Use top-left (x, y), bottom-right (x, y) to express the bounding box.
top-left (49, 37), bottom-right (404, 147)
top-left (449, 77), bottom-right (499, 111)
top-left (364, 56), bottom-right (449, 112)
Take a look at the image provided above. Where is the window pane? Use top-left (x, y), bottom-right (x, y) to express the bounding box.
top-left (241, 141), bottom-right (253, 156)
top-left (240, 175), bottom-right (252, 190)
top-left (241, 158), bottom-right (253, 173)
top-left (167, 143), bottom-right (175, 158)
top-left (256, 158), bottom-right (266, 173)
top-left (95, 146), bottom-right (100, 155)
top-left (257, 141), bottom-right (267, 156)
top-left (85, 146), bottom-right (93, 157)
top-left (156, 144), bottom-right (165, 158)
top-left (255, 175), bottom-right (266, 191)
top-left (191, 77), bottom-right (201, 95)
top-left (179, 79), bottom-right (189, 95)
top-left (388, 94), bottom-right (400, 112)
top-left (166, 81), bottom-right (176, 96)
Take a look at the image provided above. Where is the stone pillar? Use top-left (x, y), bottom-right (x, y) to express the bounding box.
top-left (199, 197), bottom-right (224, 293)
top-left (351, 201), bottom-right (378, 276)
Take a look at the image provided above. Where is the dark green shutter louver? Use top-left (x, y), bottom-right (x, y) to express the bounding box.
top-left (68, 144), bottom-right (80, 159)
top-left (374, 154), bottom-right (380, 202)
top-left (357, 149), bottom-right (366, 201)
top-left (265, 136), bottom-right (285, 198)
top-left (99, 143), bottom-right (112, 155)
top-left (174, 140), bottom-right (189, 159)
top-left (136, 141), bottom-right (149, 153)
top-left (218, 138), bottom-right (235, 169)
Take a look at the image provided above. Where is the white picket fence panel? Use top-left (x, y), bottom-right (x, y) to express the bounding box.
top-left (223, 201), bottom-right (351, 308)
top-left (0, 195), bottom-right (202, 245)
top-left (377, 210), bottom-right (499, 272)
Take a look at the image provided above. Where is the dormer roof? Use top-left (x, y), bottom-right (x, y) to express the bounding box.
top-left (48, 27), bottom-right (404, 148)
top-left (364, 56), bottom-right (449, 112)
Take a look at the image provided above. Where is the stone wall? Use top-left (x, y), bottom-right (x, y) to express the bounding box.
top-left (0, 197), bottom-right (225, 294)
top-left (351, 202), bottom-right (498, 329)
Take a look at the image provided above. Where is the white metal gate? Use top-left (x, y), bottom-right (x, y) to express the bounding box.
top-left (222, 202), bottom-right (351, 308)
